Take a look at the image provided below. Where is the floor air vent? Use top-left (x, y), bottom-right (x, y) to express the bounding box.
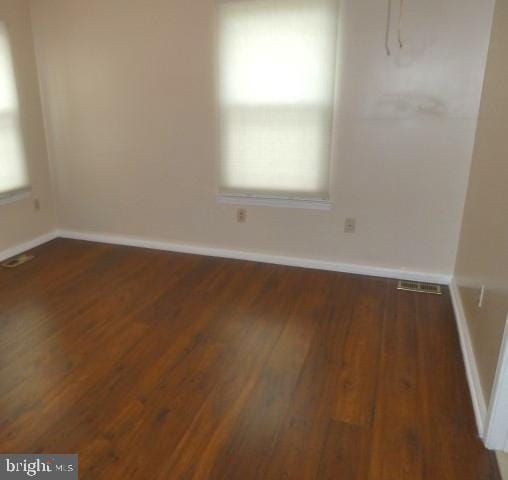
top-left (397, 280), bottom-right (442, 295)
top-left (1, 254), bottom-right (35, 269)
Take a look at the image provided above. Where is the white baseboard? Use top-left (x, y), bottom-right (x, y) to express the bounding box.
top-left (56, 228), bottom-right (451, 284)
top-left (449, 278), bottom-right (487, 437)
top-left (0, 230), bottom-right (58, 263)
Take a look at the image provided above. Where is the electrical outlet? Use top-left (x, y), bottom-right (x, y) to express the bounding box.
top-left (478, 285), bottom-right (486, 308)
top-left (33, 198), bottom-right (40, 211)
top-left (344, 217), bottom-right (356, 234)
top-left (237, 208), bottom-right (247, 223)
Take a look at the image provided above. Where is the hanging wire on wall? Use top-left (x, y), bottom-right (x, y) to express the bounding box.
top-left (385, 0), bottom-right (392, 55)
top-left (386, 0), bottom-right (405, 56)
top-left (398, 0), bottom-right (405, 48)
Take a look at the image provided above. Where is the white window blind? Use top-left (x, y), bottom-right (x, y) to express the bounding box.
top-left (0, 22), bottom-right (29, 198)
top-left (218, 0), bottom-right (338, 200)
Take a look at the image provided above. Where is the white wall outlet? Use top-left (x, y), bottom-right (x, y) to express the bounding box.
top-left (237, 208), bottom-right (247, 223)
top-left (344, 217), bottom-right (356, 234)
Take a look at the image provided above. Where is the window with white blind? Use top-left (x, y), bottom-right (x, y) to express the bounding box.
top-left (217, 0), bottom-right (338, 204)
top-left (0, 22), bottom-right (29, 201)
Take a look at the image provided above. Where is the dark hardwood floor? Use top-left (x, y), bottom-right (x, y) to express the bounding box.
top-left (0, 238), bottom-right (499, 479)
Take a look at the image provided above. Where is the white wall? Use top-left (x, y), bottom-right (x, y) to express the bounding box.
top-left (498, 452), bottom-right (508, 480)
top-left (0, 0), bottom-right (55, 253)
top-left (454, 0), bottom-right (508, 404)
top-left (30, 0), bottom-right (495, 277)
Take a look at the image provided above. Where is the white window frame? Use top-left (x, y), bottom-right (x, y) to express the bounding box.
top-left (217, 193), bottom-right (331, 210)
top-left (215, 0), bottom-right (339, 210)
top-left (0, 186), bottom-right (31, 206)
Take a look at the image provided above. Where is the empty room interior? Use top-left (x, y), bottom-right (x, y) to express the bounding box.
top-left (1, 0), bottom-right (508, 478)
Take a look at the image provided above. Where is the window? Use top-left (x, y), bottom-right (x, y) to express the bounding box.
top-left (0, 22), bottom-right (29, 200)
top-left (217, 0), bottom-right (339, 203)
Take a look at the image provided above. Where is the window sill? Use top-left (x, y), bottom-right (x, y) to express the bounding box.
top-left (217, 194), bottom-right (331, 211)
top-left (0, 188), bottom-right (31, 206)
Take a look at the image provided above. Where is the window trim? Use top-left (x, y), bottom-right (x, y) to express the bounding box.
top-left (0, 187), bottom-right (31, 206)
top-left (217, 193), bottom-right (331, 211)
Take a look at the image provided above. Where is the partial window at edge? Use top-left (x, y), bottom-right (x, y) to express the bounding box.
top-left (0, 22), bottom-right (29, 198)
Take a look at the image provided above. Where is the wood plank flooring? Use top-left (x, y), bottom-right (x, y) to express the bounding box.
top-left (0, 239), bottom-right (500, 479)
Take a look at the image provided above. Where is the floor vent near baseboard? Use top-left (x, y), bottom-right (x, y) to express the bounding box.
top-left (1, 254), bottom-right (35, 269)
top-left (397, 280), bottom-right (442, 295)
